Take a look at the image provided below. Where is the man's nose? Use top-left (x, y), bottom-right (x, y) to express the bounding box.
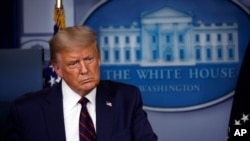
top-left (79, 61), bottom-right (88, 74)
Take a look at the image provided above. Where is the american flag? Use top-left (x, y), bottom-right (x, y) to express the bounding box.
top-left (43, 0), bottom-right (66, 88)
top-left (106, 101), bottom-right (112, 107)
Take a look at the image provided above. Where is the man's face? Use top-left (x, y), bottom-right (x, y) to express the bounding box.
top-left (53, 44), bottom-right (100, 96)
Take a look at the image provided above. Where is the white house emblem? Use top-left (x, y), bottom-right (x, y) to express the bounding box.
top-left (84, 0), bottom-right (250, 112)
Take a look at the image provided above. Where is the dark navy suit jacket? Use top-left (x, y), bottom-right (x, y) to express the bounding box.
top-left (3, 80), bottom-right (157, 141)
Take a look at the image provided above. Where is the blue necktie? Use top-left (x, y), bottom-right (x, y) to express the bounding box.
top-left (79, 97), bottom-right (96, 141)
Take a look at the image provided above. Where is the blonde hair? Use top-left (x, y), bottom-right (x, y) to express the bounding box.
top-left (49, 25), bottom-right (98, 63)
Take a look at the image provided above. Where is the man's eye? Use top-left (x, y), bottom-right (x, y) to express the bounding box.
top-left (68, 61), bottom-right (78, 68)
top-left (85, 57), bottom-right (94, 63)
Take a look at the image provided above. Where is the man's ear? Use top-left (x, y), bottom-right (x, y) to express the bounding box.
top-left (52, 63), bottom-right (62, 78)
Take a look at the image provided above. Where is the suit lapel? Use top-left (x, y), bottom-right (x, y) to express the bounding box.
top-left (42, 83), bottom-right (66, 141)
top-left (96, 81), bottom-right (115, 141)
top-left (41, 81), bottom-right (115, 141)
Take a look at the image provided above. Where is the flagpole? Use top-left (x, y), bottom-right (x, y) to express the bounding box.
top-left (56, 0), bottom-right (62, 8)
top-left (54, 0), bottom-right (66, 33)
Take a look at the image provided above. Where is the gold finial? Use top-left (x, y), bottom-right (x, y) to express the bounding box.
top-left (56, 0), bottom-right (62, 8)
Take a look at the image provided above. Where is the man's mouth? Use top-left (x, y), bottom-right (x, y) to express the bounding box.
top-left (79, 78), bottom-right (92, 84)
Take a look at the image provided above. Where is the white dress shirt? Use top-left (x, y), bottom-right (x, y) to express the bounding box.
top-left (62, 80), bottom-right (96, 141)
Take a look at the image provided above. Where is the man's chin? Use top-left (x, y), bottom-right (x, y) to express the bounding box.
top-left (79, 82), bottom-right (96, 91)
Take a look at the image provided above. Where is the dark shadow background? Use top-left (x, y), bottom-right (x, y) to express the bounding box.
top-left (0, 49), bottom-right (44, 138)
top-left (0, 0), bottom-right (24, 139)
top-left (0, 0), bottom-right (19, 49)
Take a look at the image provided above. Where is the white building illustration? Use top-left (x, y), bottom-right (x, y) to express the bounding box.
top-left (99, 6), bottom-right (239, 66)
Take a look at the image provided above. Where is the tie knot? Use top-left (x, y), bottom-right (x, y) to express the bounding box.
top-left (79, 97), bottom-right (89, 106)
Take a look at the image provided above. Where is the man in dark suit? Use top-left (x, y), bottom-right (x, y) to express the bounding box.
top-left (2, 25), bottom-right (157, 141)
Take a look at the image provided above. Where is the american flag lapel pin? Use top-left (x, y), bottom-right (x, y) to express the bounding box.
top-left (106, 101), bottom-right (112, 107)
